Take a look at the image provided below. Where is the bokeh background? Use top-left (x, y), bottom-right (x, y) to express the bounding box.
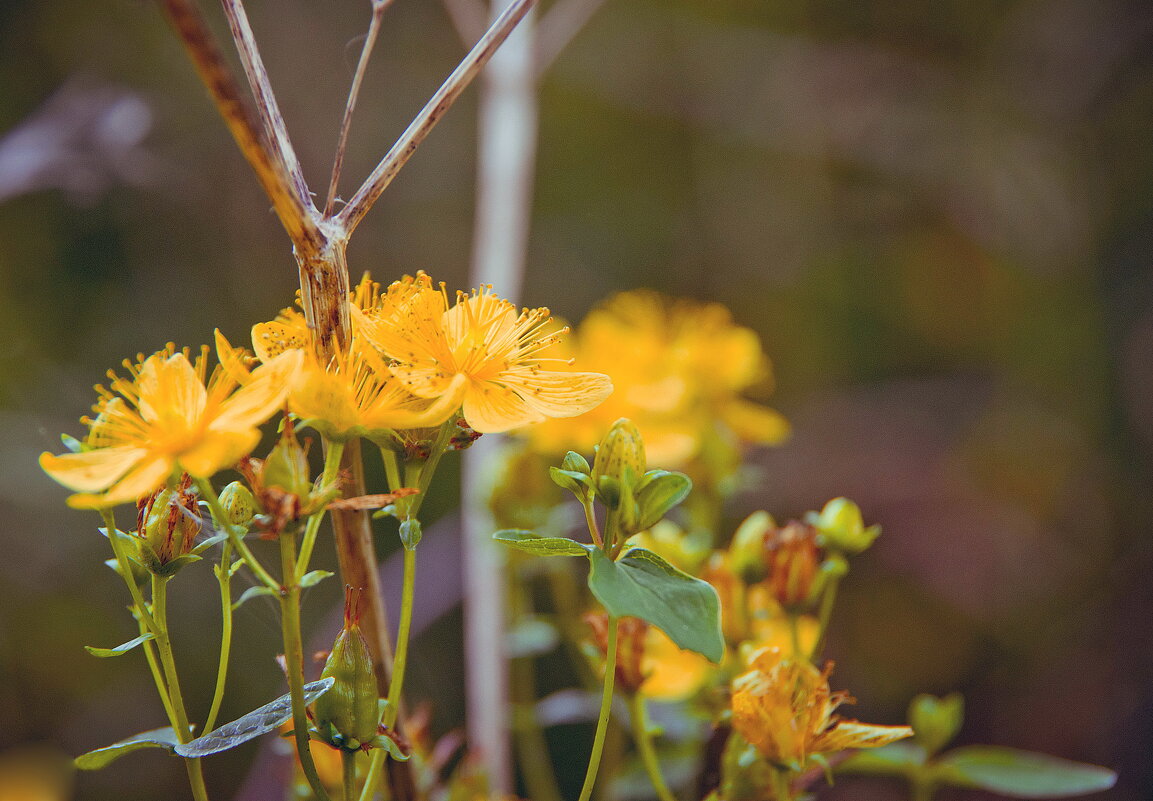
top-left (1, 0), bottom-right (1151, 799)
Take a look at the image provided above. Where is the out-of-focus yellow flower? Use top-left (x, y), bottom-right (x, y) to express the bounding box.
top-left (40, 342), bottom-right (300, 509)
top-left (745, 591), bottom-right (819, 658)
top-left (522, 290), bottom-right (788, 468)
top-left (641, 626), bottom-right (712, 701)
top-left (731, 648), bottom-right (913, 770)
top-left (354, 274), bottom-right (612, 433)
top-left (0, 746), bottom-right (71, 801)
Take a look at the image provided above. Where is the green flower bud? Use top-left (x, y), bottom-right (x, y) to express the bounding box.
top-left (729, 511), bottom-right (775, 584)
top-left (217, 481), bottom-right (256, 527)
top-left (262, 421), bottom-right (312, 498)
top-left (909, 693), bottom-right (964, 756)
top-left (140, 479), bottom-right (200, 569)
top-left (593, 419), bottom-right (646, 494)
top-left (314, 588), bottom-right (381, 750)
top-left (808, 497), bottom-right (881, 554)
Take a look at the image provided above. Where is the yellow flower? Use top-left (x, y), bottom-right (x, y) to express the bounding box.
top-left (731, 648), bottom-right (912, 769)
top-left (641, 626), bottom-right (713, 700)
top-left (354, 274), bottom-right (612, 433)
top-left (40, 341), bottom-right (301, 509)
top-left (522, 290), bottom-right (788, 468)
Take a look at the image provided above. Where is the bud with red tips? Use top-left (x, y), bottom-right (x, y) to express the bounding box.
top-left (137, 474), bottom-right (201, 574)
top-left (313, 587), bottom-right (381, 751)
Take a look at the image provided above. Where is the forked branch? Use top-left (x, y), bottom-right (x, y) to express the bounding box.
top-left (337, 0), bottom-right (537, 234)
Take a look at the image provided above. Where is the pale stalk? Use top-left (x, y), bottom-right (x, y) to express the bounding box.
top-left (151, 575), bottom-right (211, 801)
top-left (204, 539), bottom-right (234, 732)
top-left (577, 616), bottom-right (619, 801)
top-left (812, 570), bottom-right (842, 659)
top-left (627, 693), bottom-right (677, 801)
top-left (296, 438), bottom-right (346, 579)
top-left (279, 532), bottom-right (332, 801)
top-left (343, 749), bottom-right (359, 801)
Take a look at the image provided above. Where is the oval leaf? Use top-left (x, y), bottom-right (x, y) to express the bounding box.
top-left (232, 585), bottom-right (277, 611)
top-left (85, 632), bottom-right (155, 658)
top-left (587, 547), bottom-right (723, 662)
top-left (493, 529), bottom-right (591, 557)
top-left (173, 677), bottom-right (335, 758)
top-left (75, 726), bottom-right (180, 770)
top-left (937, 746), bottom-right (1117, 797)
top-left (300, 569), bottom-right (334, 588)
top-left (634, 471), bottom-right (692, 531)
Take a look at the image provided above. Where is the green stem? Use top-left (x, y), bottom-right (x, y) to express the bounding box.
top-left (583, 497), bottom-right (603, 549)
top-left (787, 613), bottom-right (803, 660)
top-left (297, 439), bottom-right (346, 579)
top-left (380, 446), bottom-right (403, 494)
top-left (204, 539), bottom-right (234, 732)
top-left (577, 615), bottom-right (619, 801)
top-left (910, 776), bottom-right (935, 801)
top-left (627, 693), bottom-right (677, 801)
top-left (196, 478), bottom-right (279, 591)
top-left (357, 750), bottom-right (385, 801)
top-left (343, 749), bottom-right (358, 801)
top-left (100, 509), bottom-right (157, 632)
top-left (812, 572), bottom-right (842, 659)
top-left (383, 547), bottom-right (416, 729)
top-left (405, 420), bottom-right (455, 519)
top-left (151, 575), bottom-right (211, 801)
top-left (279, 532), bottom-right (332, 801)
top-left (137, 615), bottom-right (179, 726)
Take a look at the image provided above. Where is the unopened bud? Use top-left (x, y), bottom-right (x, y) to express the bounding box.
top-left (262, 419), bottom-right (312, 498)
top-left (909, 693), bottom-right (964, 756)
top-left (593, 419), bottom-right (646, 494)
top-left (218, 481), bottom-right (256, 527)
top-left (139, 477), bottom-right (200, 569)
top-left (314, 587), bottom-right (380, 750)
top-left (765, 522), bottom-right (820, 610)
top-left (729, 511), bottom-right (775, 584)
top-left (807, 497), bottom-right (880, 554)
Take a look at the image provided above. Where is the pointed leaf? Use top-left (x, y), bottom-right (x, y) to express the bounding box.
top-left (191, 531), bottom-right (231, 555)
top-left (300, 570), bottom-right (334, 588)
top-left (838, 742), bottom-right (926, 776)
top-left (936, 746), bottom-right (1117, 797)
top-left (85, 632), bottom-right (155, 658)
top-left (493, 529), bottom-right (592, 557)
top-left (634, 470), bottom-right (692, 531)
top-left (75, 726), bottom-right (180, 770)
top-left (173, 678), bottom-right (335, 757)
top-left (232, 585), bottom-right (277, 611)
top-left (587, 547), bottom-right (723, 662)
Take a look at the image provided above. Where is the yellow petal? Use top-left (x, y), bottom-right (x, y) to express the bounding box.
top-left (213, 350), bottom-right (301, 431)
top-left (135, 352), bottom-right (207, 426)
top-left (214, 329), bottom-right (253, 385)
top-left (365, 373), bottom-right (467, 430)
top-left (40, 446), bottom-right (147, 492)
top-left (501, 370), bottom-right (613, 418)
top-left (252, 310), bottom-right (310, 362)
top-left (812, 721), bottom-right (914, 753)
top-left (179, 428), bottom-right (261, 478)
top-left (68, 455), bottom-right (172, 509)
top-left (463, 383), bottom-right (541, 433)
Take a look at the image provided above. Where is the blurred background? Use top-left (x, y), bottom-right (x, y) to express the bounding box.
top-left (1, 0), bottom-right (1151, 799)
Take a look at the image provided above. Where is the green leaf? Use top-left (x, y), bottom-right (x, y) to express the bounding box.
top-left (837, 741), bottom-right (926, 776)
top-left (909, 693), bottom-right (964, 756)
top-left (300, 570), bottom-right (334, 588)
top-left (173, 678), bottom-right (335, 758)
top-left (549, 466), bottom-right (592, 497)
top-left (232, 585), bottom-right (277, 611)
top-left (399, 518), bottom-right (422, 550)
top-left (634, 470), bottom-right (692, 531)
top-left (493, 529), bottom-right (592, 557)
top-left (85, 632), bottom-right (156, 658)
top-left (936, 746), bottom-right (1117, 797)
top-left (192, 531), bottom-right (230, 555)
top-left (587, 547), bottom-right (723, 662)
top-left (75, 726), bottom-right (180, 770)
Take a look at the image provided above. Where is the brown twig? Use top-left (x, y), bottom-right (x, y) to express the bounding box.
top-left (336, 0), bottom-right (537, 235)
top-left (324, 0), bottom-right (395, 217)
top-left (534, 0), bottom-right (609, 74)
top-left (156, 0), bottom-right (322, 249)
top-left (220, 0), bottom-right (315, 213)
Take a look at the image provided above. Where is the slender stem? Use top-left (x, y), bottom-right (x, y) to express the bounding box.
top-left (343, 749), bottom-right (359, 801)
top-left (383, 547), bottom-right (417, 729)
top-left (357, 750), bottom-right (386, 801)
top-left (100, 509), bottom-right (158, 632)
top-left (577, 615), bottom-right (619, 801)
top-left (812, 573), bottom-right (842, 660)
top-left (788, 614), bottom-right (803, 660)
top-left (151, 575), bottom-right (211, 801)
top-left (297, 439), bottom-right (346, 580)
top-left (336, 0), bottom-right (537, 234)
top-left (204, 539), bottom-right (234, 733)
top-left (325, 0), bottom-right (393, 217)
top-left (279, 533), bottom-right (332, 801)
top-left (628, 693), bottom-right (677, 801)
top-left (771, 768), bottom-right (793, 801)
top-left (380, 447), bottom-right (403, 493)
top-left (196, 478), bottom-right (279, 591)
top-left (155, 0), bottom-right (323, 249)
top-left (220, 0), bottom-right (313, 209)
top-left (137, 615), bottom-right (179, 725)
top-left (583, 497), bottom-right (603, 548)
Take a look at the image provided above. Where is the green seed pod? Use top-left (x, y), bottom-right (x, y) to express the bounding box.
top-left (218, 481), bottom-right (256, 527)
top-left (314, 587), bottom-right (380, 750)
top-left (262, 421), bottom-right (312, 498)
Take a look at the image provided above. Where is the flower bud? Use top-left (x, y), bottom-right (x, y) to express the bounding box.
top-left (262, 420), bottom-right (312, 499)
top-left (807, 497), bottom-right (880, 554)
top-left (593, 419), bottom-right (646, 494)
top-left (218, 481), bottom-right (256, 527)
top-left (139, 477), bottom-right (200, 569)
top-left (909, 692), bottom-right (964, 756)
top-left (764, 522), bottom-right (820, 611)
top-left (729, 511), bottom-right (775, 584)
top-left (314, 587), bottom-right (380, 750)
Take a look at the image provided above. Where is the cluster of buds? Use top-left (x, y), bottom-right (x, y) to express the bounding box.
top-left (550, 418), bottom-right (692, 552)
